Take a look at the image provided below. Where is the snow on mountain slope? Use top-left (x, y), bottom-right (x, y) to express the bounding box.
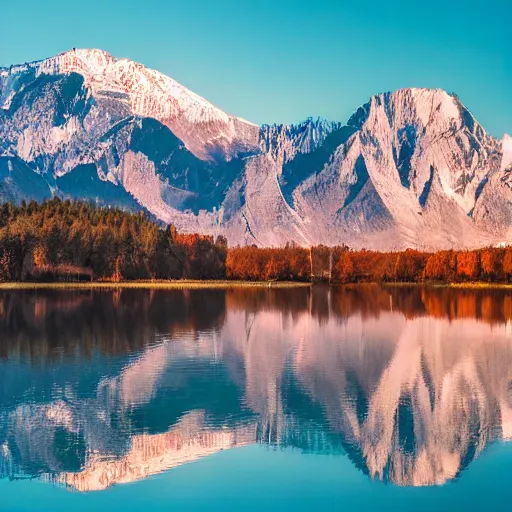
top-left (472, 134), bottom-right (512, 238)
top-left (289, 88), bottom-right (503, 248)
top-left (1, 49), bottom-right (259, 161)
top-left (0, 49), bottom-right (510, 249)
top-left (501, 134), bottom-right (512, 171)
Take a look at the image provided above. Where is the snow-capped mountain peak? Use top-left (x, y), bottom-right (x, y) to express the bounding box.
top-left (2, 48), bottom-right (259, 161)
top-left (0, 50), bottom-right (510, 250)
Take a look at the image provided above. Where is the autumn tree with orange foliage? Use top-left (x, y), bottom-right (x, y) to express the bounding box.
top-left (456, 251), bottom-right (480, 281)
top-left (424, 251), bottom-right (457, 282)
top-left (226, 245), bottom-right (310, 281)
top-left (335, 251), bottom-right (354, 284)
top-left (480, 248), bottom-right (504, 282)
top-left (393, 249), bottom-right (429, 282)
top-left (503, 247), bottom-right (512, 283)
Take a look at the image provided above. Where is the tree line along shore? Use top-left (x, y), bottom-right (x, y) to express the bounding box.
top-left (0, 199), bottom-right (511, 285)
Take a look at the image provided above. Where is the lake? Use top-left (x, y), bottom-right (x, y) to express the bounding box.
top-left (1, 284), bottom-right (512, 511)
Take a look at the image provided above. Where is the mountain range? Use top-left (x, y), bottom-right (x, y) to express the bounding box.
top-left (1, 48), bottom-right (511, 249)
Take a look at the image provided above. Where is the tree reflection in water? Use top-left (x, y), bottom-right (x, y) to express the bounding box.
top-left (0, 285), bottom-right (511, 490)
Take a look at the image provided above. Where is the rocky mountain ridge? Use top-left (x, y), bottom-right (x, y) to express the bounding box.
top-left (1, 49), bottom-right (510, 249)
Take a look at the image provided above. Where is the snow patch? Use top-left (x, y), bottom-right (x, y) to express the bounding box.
top-left (501, 134), bottom-right (512, 171)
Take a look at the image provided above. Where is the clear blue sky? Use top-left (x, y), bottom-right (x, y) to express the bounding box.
top-left (1, 0), bottom-right (510, 137)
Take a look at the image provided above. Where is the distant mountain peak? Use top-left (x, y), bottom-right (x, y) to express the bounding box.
top-left (260, 117), bottom-right (342, 161)
top-left (348, 88), bottom-right (469, 130)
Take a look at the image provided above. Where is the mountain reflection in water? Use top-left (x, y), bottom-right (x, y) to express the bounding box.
top-left (1, 285), bottom-right (512, 491)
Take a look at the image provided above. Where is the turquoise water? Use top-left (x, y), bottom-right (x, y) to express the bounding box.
top-left (1, 286), bottom-right (512, 511)
top-left (2, 444), bottom-right (512, 511)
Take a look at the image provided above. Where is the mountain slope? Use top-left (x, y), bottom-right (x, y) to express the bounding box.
top-left (0, 49), bottom-right (510, 249)
top-left (290, 89), bottom-right (505, 248)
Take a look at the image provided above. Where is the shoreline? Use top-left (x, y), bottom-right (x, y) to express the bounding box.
top-left (0, 281), bottom-right (511, 291)
top-left (335, 281), bottom-right (512, 290)
top-left (382, 282), bottom-right (512, 290)
top-left (0, 280), bottom-right (312, 290)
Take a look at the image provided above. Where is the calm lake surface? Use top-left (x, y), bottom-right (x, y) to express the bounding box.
top-left (1, 285), bottom-right (512, 511)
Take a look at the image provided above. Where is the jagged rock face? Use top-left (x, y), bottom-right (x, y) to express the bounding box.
top-left (0, 49), bottom-right (510, 249)
top-left (290, 89), bottom-right (507, 248)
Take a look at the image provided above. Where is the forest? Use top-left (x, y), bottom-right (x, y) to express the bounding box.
top-left (229, 245), bottom-right (512, 283)
top-left (0, 199), bottom-right (227, 281)
top-left (0, 199), bottom-right (511, 284)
